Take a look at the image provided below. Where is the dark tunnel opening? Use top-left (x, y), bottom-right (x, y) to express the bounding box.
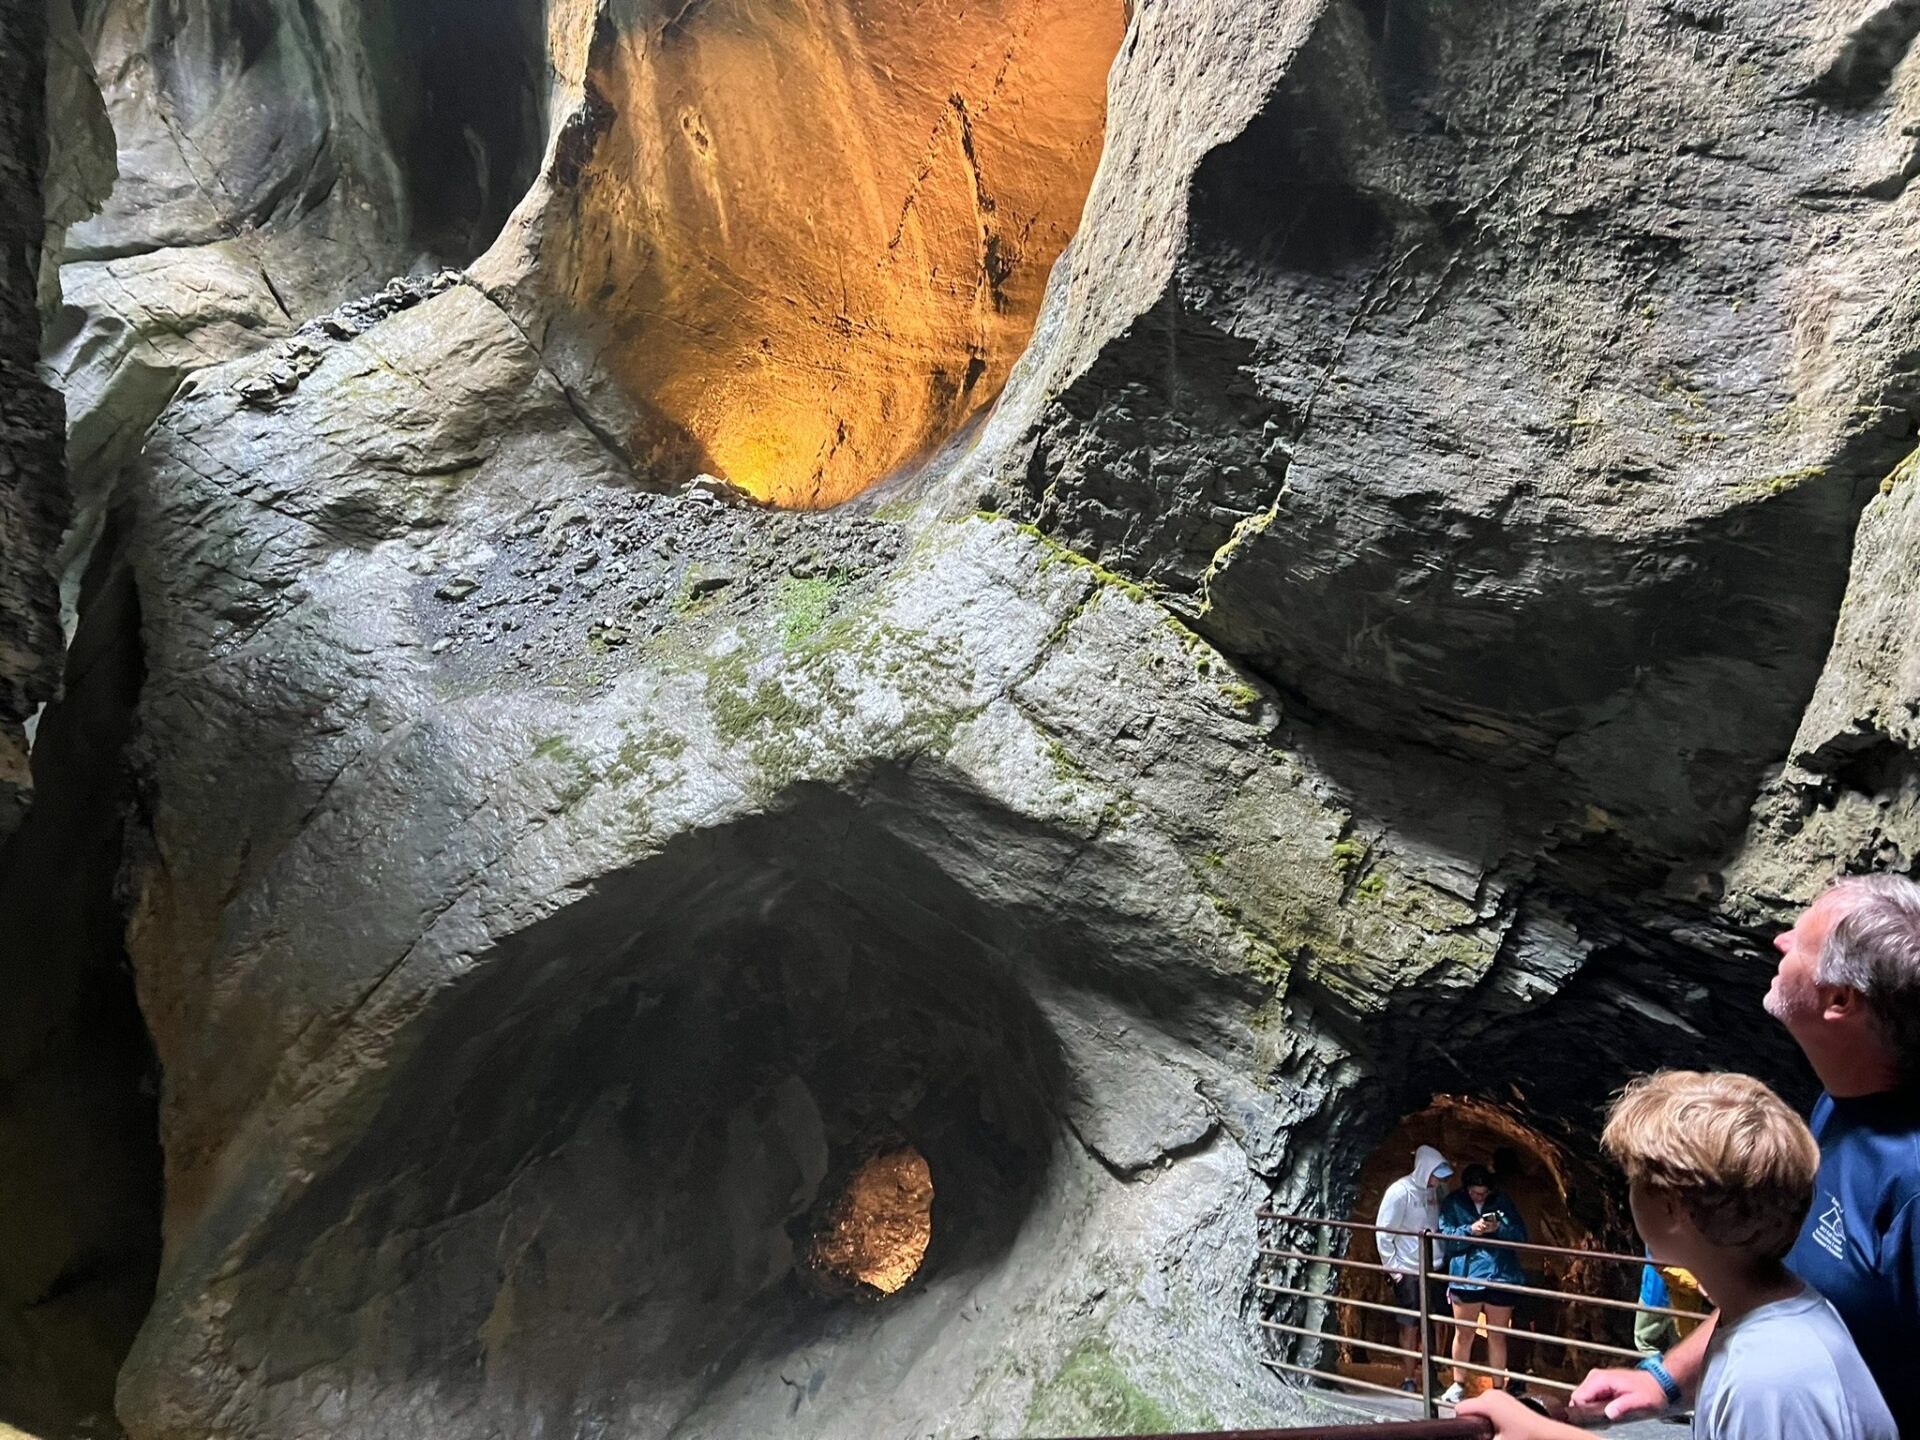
top-left (375, 0), bottom-right (548, 265)
top-left (1332, 1096), bottom-right (1630, 1396)
top-left (1269, 897), bottom-right (1817, 1395)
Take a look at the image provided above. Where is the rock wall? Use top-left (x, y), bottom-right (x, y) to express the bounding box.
top-left (3, 0), bottom-right (1917, 1436)
top-left (0, 9), bottom-right (158, 1439)
top-left (994, 0), bottom-right (1920, 881)
top-left (0, 0), bottom-right (68, 843)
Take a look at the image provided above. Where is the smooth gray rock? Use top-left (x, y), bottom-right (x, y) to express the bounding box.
top-left (992, 0), bottom-right (1920, 878)
top-left (1727, 447), bottom-right (1920, 917)
top-left (8, 0), bottom-right (1917, 1435)
top-left (107, 274), bottom-right (1568, 1438)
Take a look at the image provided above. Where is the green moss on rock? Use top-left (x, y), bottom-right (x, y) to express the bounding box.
top-left (1025, 1338), bottom-right (1187, 1437)
top-left (1330, 838), bottom-right (1367, 878)
top-left (776, 574), bottom-right (844, 646)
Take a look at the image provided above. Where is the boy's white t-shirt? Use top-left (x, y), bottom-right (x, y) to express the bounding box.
top-left (1695, 1286), bottom-right (1896, 1440)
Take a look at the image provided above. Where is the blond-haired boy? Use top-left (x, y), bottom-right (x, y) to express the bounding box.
top-left (1460, 1072), bottom-right (1894, 1440)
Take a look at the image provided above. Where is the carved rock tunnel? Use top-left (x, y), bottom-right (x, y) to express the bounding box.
top-left (181, 790), bottom-right (1087, 1438)
top-left (1334, 1096), bottom-right (1619, 1388)
top-left (549, 0), bottom-right (1126, 508)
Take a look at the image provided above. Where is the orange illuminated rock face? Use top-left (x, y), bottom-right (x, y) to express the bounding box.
top-left (559, 0), bottom-right (1123, 508)
top-left (807, 1145), bottom-right (935, 1296)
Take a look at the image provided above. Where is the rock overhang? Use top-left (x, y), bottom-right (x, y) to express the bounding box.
top-left (107, 264), bottom-right (1579, 1435)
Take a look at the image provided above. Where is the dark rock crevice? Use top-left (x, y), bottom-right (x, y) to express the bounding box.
top-left (0, 522), bottom-right (162, 1438)
top-left (0, 0), bottom-right (71, 842)
top-left (369, 0), bottom-right (547, 265)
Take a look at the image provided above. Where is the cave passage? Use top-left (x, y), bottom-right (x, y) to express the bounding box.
top-left (377, 0), bottom-right (548, 264)
top-left (806, 1142), bottom-right (935, 1297)
top-left (220, 790), bottom-right (1071, 1432)
top-left (1337, 1096), bottom-right (1620, 1393)
top-left (564, 0), bottom-right (1125, 507)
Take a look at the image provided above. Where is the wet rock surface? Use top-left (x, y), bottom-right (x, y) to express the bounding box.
top-left (0, 0), bottom-right (68, 842)
top-left (0, 0), bottom-right (1917, 1437)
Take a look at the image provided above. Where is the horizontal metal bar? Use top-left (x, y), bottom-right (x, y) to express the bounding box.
top-left (1261, 1213), bottom-right (1432, 1242)
top-left (1260, 1318), bottom-right (1425, 1362)
top-left (1422, 1272), bottom-right (1703, 1322)
top-left (1426, 1311), bottom-right (1647, 1362)
top-left (1254, 1282), bottom-right (1648, 1361)
top-left (1254, 1282), bottom-right (1419, 1323)
top-left (1261, 1320), bottom-right (1580, 1395)
top-left (1260, 1213), bottom-right (1672, 1271)
top-left (1255, 1361), bottom-right (1502, 1438)
top-left (1432, 1356), bottom-right (1576, 1394)
top-left (1259, 1356), bottom-right (1433, 1405)
top-left (1059, 1425), bottom-right (1495, 1440)
top-left (1258, 1247), bottom-right (1702, 1322)
top-left (1259, 1247), bottom-right (1397, 1275)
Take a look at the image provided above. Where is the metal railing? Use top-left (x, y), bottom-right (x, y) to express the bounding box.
top-left (1256, 1212), bottom-right (1706, 1420)
top-left (1053, 1423), bottom-right (1496, 1439)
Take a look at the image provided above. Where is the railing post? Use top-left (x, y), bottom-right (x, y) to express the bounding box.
top-left (1418, 1228), bottom-right (1435, 1419)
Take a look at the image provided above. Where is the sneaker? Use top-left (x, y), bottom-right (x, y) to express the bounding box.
top-left (1399, 1379), bottom-right (1420, 1394)
top-left (1439, 1382), bottom-right (1466, 1406)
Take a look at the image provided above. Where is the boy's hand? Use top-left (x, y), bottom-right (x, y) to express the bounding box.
top-left (1569, 1365), bottom-right (1668, 1421)
top-left (1456, 1390), bottom-right (1581, 1439)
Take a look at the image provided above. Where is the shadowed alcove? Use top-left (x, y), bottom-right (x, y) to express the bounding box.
top-left (375, 0), bottom-right (549, 264)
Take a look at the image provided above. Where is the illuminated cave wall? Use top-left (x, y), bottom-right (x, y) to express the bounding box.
top-left (555, 0), bottom-right (1123, 507)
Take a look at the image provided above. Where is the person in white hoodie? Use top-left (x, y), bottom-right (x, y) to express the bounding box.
top-left (1375, 1144), bottom-right (1455, 1391)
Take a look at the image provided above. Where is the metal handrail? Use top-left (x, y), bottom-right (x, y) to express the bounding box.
top-left (1256, 1246), bottom-right (1700, 1322)
top-left (1257, 1323), bottom-right (1578, 1394)
top-left (1057, 1420), bottom-right (1494, 1440)
top-left (1253, 1282), bottom-right (1650, 1363)
top-left (1258, 1212), bottom-right (1660, 1270)
top-left (1257, 1213), bottom-right (1706, 1421)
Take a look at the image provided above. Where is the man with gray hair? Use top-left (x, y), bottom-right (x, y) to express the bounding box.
top-left (1573, 874), bottom-right (1920, 1435)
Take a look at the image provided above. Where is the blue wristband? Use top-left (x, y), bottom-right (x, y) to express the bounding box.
top-left (1637, 1355), bottom-right (1683, 1407)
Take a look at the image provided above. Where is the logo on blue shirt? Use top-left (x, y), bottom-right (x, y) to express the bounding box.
top-left (1812, 1195), bottom-right (1846, 1261)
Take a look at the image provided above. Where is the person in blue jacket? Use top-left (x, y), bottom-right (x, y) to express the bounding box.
top-left (1437, 1163), bottom-right (1529, 1404)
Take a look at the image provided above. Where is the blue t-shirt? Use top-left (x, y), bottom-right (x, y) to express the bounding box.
top-left (1639, 1259), bottom-right (1670, 1310)
top-left (1785, 1089), bottom-right (1920, 1440)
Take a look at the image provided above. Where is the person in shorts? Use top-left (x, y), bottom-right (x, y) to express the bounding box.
top-left (1437, 1163), bottom-right (1528, 1404)
top-left (1374, 1144), bottom-right (1453, 1392)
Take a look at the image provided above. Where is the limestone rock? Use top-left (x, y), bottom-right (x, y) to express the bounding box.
top-left (6, 0), bottom-right (1919, 1435)
top-left (0, 0), bottom-right (106, 844)
top-left (1726, 447), bottom-right (1920, 916)
top-left (993, 0), bottom-right (1920, 879)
